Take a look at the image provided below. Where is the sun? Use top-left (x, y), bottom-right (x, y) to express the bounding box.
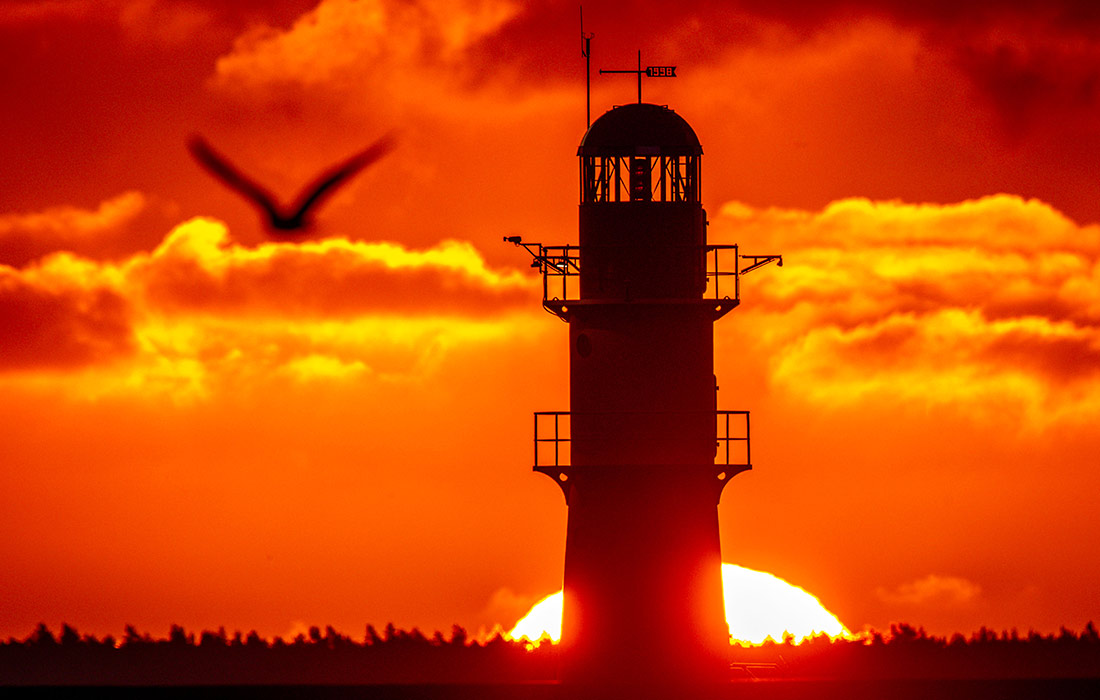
top-left (721, 564), bottom-right (849, 644)
top-left (507, 564), bottom-right (850, 645)
top-left (508, 591), bottom-right (563, 644)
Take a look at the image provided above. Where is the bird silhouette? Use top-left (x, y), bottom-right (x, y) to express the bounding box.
top-left (187, 133), bottom-right (394, 233)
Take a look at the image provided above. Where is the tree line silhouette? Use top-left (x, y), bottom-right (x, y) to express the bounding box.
top-left (731, 623), bottom-right (1100, 680)
top-left (1, 623), bottom-right (555, 685)
top-left (3, 621), bottom-right (1098, 685)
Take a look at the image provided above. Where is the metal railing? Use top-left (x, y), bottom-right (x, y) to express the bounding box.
top-left (707, 244), bottom-right (739, 304)
top-left (533, 410), bottom-right (750, 469)
top-left (507, 240), bottom-right (769, 308)
top-left (535, 245), bottom-right (581, 305)
top-left (717, 410), bottom-right (750, 469)
top-left (534, 411), bottom-right (571, 469)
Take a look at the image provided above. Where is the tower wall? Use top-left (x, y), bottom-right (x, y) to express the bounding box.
top-left (559, 196), bottom-right (727, 685)
top-left (578, 202), bottom-right (706, 300)
top-left (560, 467), bottom-right (727, 686)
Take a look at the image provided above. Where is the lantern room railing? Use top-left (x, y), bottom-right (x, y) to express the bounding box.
top-left (503, 237), bottom-right (780, 321)
top-left (522, 243), bottom-right (741, 306)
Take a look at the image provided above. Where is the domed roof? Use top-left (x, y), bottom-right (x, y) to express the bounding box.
top-left (578, 103), bottom-right (702, 157)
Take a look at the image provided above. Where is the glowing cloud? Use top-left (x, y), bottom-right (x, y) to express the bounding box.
top-left (133, 218), bottom-right (536, 317)
top-left (0, 216), bottom-right (541, 401)
top-left (713, 195), bottom-right (1100, 425)
top-left (877, 574), bottom-right (982, 607)
top-left (0, 191), bottom-right (161, 266)
top-left (0, 248), bottom-right (135, 369)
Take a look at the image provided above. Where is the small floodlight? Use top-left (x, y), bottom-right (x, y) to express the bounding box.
top-left (505, 235), bottom-right (523, 244)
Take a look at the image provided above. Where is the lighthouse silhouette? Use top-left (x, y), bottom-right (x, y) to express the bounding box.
top-left (512, 97), bottom-right (779, 686)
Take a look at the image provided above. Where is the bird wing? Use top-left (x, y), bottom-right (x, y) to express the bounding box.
top-left (187, 135), bottom-right (285, 224)
top-left (287, 134), bottom-right (395, 223)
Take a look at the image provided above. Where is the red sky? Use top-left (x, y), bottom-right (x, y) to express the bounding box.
top-left (2, 0), bottom-right (1099, 642)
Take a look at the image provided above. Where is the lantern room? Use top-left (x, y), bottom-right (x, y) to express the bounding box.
top-left (578, 102), bottom-right (702, 204)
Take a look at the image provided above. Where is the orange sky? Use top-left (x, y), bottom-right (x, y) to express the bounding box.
top-left (2, 0), bottom-right (1099, 642)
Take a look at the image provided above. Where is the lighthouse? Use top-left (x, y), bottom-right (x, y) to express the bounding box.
top-left (510, 100), bottom-right (779, 686)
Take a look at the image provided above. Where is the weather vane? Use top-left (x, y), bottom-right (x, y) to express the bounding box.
top-left (599, 50), bottom-right (676, 104)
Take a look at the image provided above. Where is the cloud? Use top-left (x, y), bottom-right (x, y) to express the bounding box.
top-left (116, 0), bottom-right (214, 46)
top-left (876, 574), bottom-right (982, 606)
top-left (0, 1), bottom-right (291, 41)
top-left (770, 309), bottom-right (1100, 421)
top-left (719, 195), bottom-right (1100, 255)
top-left (918, 14), bottom-right (1100, 141)
top-left (210, 0), bottom-right (520, 117)
top-left (0, 255), bottom-right (135, 369)
top-left (0, 192), bottom-right (169, 267)
top-left (714, 195), bottom-right (1100, 424)
top-left (132, 218), bottom-right (536, 317)
top-left (0, 1), bottom-right (212, 42)
top-left (0, 1), bottom-right (96, 24)
top-left (466, 0), bottom-right (1100, 130)
top-left (776, 2), bottom-right (1100, 141)
top-left (0, 216), bottom-right (540, 400)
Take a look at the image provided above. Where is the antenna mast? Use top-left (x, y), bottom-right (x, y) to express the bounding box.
top-left (581, 6), bottom-right (594, 128)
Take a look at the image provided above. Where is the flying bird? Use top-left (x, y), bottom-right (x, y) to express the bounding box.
top-left (187, 133), bottom-right (394, 233)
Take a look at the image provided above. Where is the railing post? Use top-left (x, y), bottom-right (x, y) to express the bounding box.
top-left (554, 413), bottom-right (560, 467)
top-left (725, 411), bottom-right (731, 465)
top-left (541, 246), bottom-right (548, 302)
top-left (745, 411), bottom-right (750, 466)
top-left (715, 246), bottom-right (727, 301)
top-left (735, 244), bottom-right (741, 302)
top-left (712, 247), bottom-right (718, 299)
top-left (564, 246), bottom-right (570, 301)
